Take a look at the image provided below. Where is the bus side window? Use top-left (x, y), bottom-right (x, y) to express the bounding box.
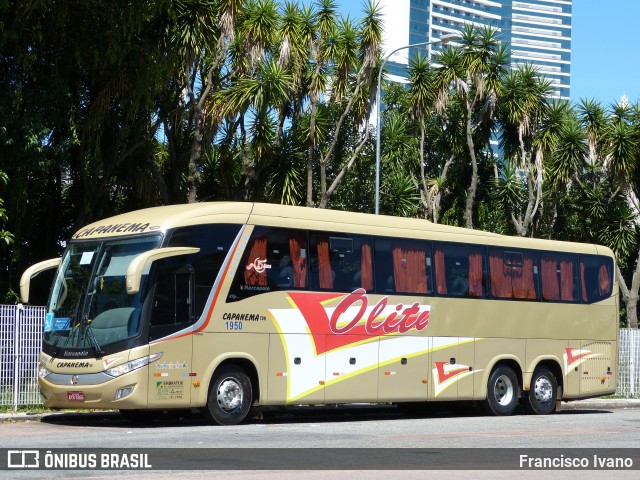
top-left (489, 248), bottom-right (538, 300)
top-left (166, 224), bottom-right (241, 319)
top-left (434, 244), bottom-right (486, 298)
top-left (309, 233), bottom-right (373, 293)
top-left (376, 238), bottom-right (431, 295)
top-left (540, 252), bottom-right (578, 302)
top-left (227, 227), bottom-right (308, 302)
top-left (580, 255), bottom-right (613, 303)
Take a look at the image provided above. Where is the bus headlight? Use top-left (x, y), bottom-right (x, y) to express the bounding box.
top-left (38, 362), bottom-right (52, 379)
top-left (105, 352), bottom-right (163, 378)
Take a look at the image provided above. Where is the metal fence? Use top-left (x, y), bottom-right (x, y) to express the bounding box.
top-left (1, 304), bottom-right (640, 407)
top-left (1, 305), bottom-right (45, 408)
top-left (618, 328), bottom-right (640, 398)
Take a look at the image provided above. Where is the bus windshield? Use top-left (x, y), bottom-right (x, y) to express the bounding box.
top-left (43, 235), bottom-right (161, 354)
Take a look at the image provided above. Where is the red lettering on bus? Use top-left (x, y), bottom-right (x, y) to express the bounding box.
top-left (288, 289), bottom-right (430, 355)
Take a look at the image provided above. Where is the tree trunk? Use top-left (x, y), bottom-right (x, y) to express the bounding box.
top-left (464, 115), bottom-right (477, 229)
top-left (621, 248), bottom-right (640, 328)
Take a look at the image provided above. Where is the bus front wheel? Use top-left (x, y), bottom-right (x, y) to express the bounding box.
top-left (525, 366), bottom-right (558, 415)
top-left (482, 366), bottom-right (519, 416)
top-left (205, 365), bottom-right (252, 426)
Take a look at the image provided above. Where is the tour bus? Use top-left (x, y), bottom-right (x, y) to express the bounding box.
top-left (20, 202), bottom-right (618, 425)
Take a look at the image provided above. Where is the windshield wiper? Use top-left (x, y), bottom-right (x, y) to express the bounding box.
top-left (82, 315), bottom-right (105, 358)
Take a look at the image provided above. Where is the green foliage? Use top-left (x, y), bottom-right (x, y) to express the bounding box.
top-left (2, 6), bottom-right (640, 327)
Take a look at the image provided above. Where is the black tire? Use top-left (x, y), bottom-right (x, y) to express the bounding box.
top-left (482, 366), bottom-right (519, 416)
top-left (204, 365), bottom-right (252, 426)
top-left (525, 366), bottom-right (558, 415)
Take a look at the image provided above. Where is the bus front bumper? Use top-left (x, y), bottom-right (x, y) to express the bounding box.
top-left (39, 367), bottom-right (149, 409)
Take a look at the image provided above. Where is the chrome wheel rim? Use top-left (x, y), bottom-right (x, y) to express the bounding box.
top-left (493, 374), bottom-right (514, 406)
top-left (217, 377), bottom-right (243, 412)
top-left (533, 376), bottom-right (553, 405)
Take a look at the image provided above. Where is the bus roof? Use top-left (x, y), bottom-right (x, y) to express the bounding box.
top-left (70, 202), bottom-right (613, 257)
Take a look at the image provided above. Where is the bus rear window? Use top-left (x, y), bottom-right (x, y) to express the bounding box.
top-left (580, 255), bottom-right (613, 303)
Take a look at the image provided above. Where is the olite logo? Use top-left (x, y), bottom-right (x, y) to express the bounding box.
top-left (287, 288), bottom-right (430, 355)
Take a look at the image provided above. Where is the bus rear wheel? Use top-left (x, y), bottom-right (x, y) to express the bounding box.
top-left (204, 365), bottom-right (252, 426)
top-left (525, 366), bottom-right (558, 415)
top-left (482, 366), bottom-right (519, 416)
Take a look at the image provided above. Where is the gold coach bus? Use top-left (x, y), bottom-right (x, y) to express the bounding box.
top-left (20, 202), bottom-right (618, 425)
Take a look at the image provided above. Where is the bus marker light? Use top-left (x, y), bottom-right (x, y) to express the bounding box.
top-left (193, 381), bottom-right (201, 388)
top-left (524, 385), bottom-right (530, 390)
top-left (601, 378), bottom-right (606, 384)
top-left (319, 380), bottom-right (325, 385)
top-left (333, 372), bottom-right (340, 376)
top-left (276, 372), bottom-right (288, 377)
top-left (421, 379), bottom-right (427, 384)
top-left (189, 372), bottom-right (197, 376)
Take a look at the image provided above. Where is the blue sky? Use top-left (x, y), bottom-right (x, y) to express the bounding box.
top-left (340, 1), bottom-right (640, 105)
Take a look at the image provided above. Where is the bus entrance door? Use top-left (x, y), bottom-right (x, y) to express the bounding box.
top-left (146, 264), bottom-right (195, 408)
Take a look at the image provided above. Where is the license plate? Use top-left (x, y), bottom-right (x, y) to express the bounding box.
top-left (67, 391), bottom-right (85, 401)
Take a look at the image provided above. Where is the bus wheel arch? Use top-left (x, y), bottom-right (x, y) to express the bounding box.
top-left (482, 360), bottom-right (522, 416)
top-left (525, 361), bottom-right (562, 415)
top-left (204, 360), bottom-right (259, 425)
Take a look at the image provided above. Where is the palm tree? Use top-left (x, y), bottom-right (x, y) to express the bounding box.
top-left (497, 64), bottom-right (552, 236)
top-left (160, 0), bottom-right (242, 203)
top-left (433, 25), bottom-right (509, 229)
top-left (406, 52), bottom-right (439, 220)
top-left (577, 98), bottom-right (607, 165)
top-left (304, 0), bottom-right (337, 207)
top-left (317, 0), bottom-right (383, 208)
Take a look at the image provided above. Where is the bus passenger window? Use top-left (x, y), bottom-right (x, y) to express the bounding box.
top-left (375, 238), bottom-right (431, 295)
top-left (489, 248), bottom-right (538, 300)
top-left (540, 252), bottom-right (578, 302)
top-left (309, 233), bottom-right (373, 293)
top-left (227, 227), bottom-right (308, 302)
top-left (580, 255), bottom-right (613, 303)
top-left (434, 244), bottom-right (486, 298)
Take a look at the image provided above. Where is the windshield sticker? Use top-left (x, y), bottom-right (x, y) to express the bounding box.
top-left (53, 317), bottom-right (71, 331)
top-left (79, 252), bottom-right (94, 265)
top-left (44, 313), bottom-right (53, 332)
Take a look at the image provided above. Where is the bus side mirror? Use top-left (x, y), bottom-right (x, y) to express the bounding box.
top-left (20, 258), bottom-right (62, 304)
top-left (126, 247), bottom-right (200, 294)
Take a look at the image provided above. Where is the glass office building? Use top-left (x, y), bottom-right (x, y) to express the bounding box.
top-left (381, 0), bottom-right (572, 98)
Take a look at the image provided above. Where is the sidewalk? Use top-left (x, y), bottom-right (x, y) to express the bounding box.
top-left (1, 399), bottom-right (639, 423)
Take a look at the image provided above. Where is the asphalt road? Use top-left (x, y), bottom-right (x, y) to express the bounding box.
top-left (1, 403), bottom-right (639, 448)
top-left (1, 404), bottom-right (639, 478)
